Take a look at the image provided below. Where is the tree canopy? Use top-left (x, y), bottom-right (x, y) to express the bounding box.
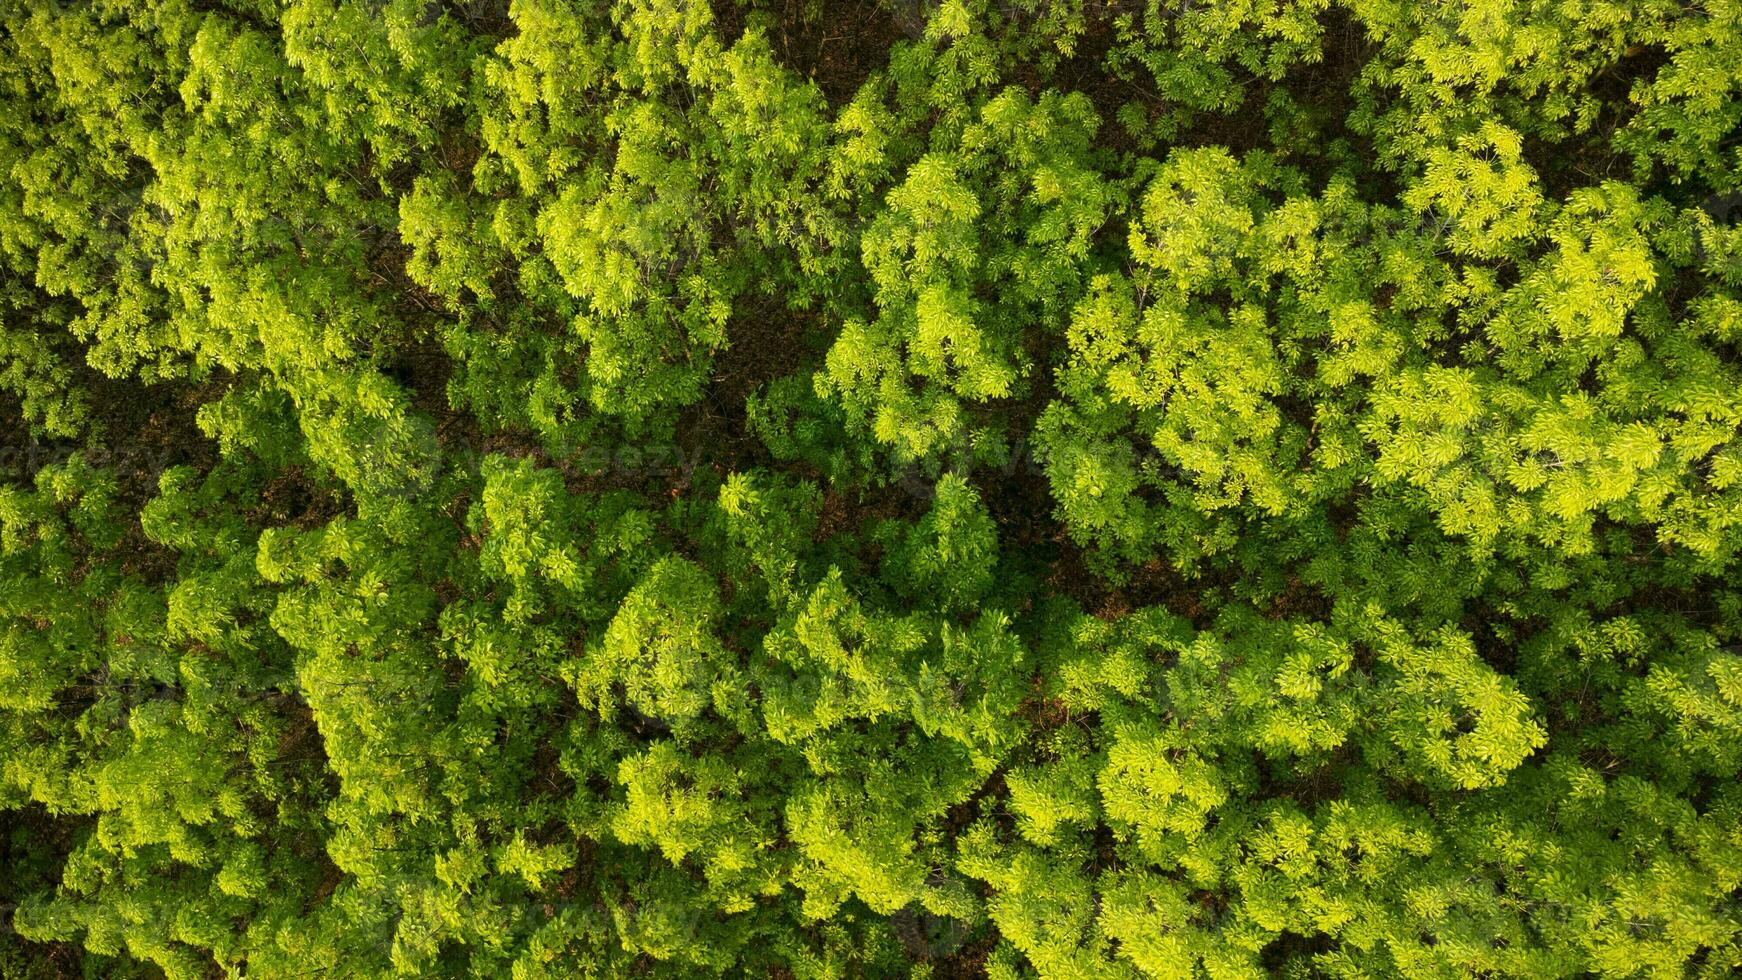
top-left (2, 0), bottom-right (1741, 977)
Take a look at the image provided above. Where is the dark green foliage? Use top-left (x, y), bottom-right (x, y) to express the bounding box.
top-left (3, 0), bottom-right (1741, 977)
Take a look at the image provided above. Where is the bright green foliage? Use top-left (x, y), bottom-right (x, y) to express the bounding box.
top-left (4, 0), bottom-right (1742, 977)
top-left (820, 81), bottom-right (1113, 464)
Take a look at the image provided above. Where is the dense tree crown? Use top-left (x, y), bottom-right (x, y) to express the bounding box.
top-left (2, 0), bottom-right (1741, 976)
